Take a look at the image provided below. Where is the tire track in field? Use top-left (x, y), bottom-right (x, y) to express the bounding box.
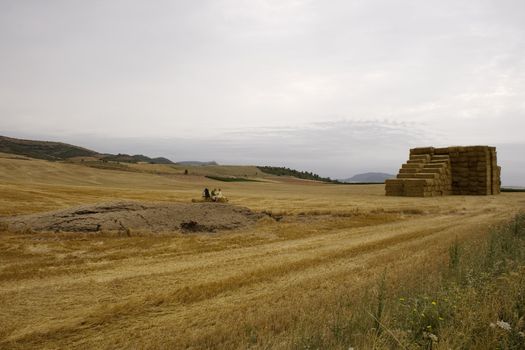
top-left (3, 211), bottom-right (507, 346)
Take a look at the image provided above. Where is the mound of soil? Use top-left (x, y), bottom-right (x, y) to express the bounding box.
top-left (3, 202), bottom-right (264, 234)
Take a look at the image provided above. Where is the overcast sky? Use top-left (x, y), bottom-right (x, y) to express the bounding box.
top-left (1, 1), bottom-right (524, 184)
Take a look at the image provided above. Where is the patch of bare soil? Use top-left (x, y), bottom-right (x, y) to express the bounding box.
top-left (2, 202), bottom-right (264, 234)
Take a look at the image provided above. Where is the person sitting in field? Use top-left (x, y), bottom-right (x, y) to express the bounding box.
top-left (202, 188), bottom-right (211, 200)
top-left (211, 188), bottom-right (217, 201)
top-left (216, 188), bottom-right (223, 201)
top-left (213, 188), bottom-right (227, 202)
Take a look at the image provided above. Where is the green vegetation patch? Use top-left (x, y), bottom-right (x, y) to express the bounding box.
top-left (257, 166), bottom-right (341, 183)
top-left (501, 187), bottom-right (525, 193)
top-left (205, 175), bottom-right (261, 182)
top-left (100, 153), bottom-right (173, 164)
top-left (323, 181), bottom-right (387, 186)
top-left (82, 161), bottom-right (142, 172)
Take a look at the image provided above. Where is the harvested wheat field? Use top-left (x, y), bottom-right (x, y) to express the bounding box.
top-left (1, 156), bottom-right (524, 349)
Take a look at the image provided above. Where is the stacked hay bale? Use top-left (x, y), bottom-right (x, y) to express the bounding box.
top-left (385, 145), bottom-right (500, 197)
top-left (386, 151), bottom-right (452, 197)
top-left (385, 154), bottom-right (429, 196)
top-left (384, 178), bottom-right (405, 196)
top-left (421, 155), bottom-right (453, 196)
top-left (434, 146), bottom-right (500, 195)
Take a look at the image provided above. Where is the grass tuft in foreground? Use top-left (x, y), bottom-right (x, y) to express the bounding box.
top-left (294, 213), bottom-right (525, 349)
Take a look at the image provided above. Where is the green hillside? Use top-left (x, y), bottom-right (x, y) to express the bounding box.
top-left (0, 135), bottom-right (173, 164)
top-left (100, 153), bottom-right (173, 164)
top-left (0, 135), bottom-right (97, 161)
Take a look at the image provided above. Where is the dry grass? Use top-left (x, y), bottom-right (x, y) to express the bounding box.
top-left (291, 214), bottom-right (525, 349)
top-left (0, 156), bottom-right (524, 349)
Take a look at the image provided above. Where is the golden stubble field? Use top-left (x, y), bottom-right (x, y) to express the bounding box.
top-left (1, 156), bottom-right (524, 349)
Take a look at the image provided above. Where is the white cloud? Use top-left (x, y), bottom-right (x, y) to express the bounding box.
top-left (0, 0), bottom-right (524, 183)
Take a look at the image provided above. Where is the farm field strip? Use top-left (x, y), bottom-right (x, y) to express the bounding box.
top-left (1, 208), bottom-right (514, 347)
top-left (1, 157), bottom-right (524, 348)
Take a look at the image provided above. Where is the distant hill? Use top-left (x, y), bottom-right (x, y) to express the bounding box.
top-left (0, 135), bottom-right (98, 161)
top-left (175, 161), bottom-right (218, 166)
top-left (100, 154), bottom-right (173, 164)
top-left (0, 135), bottom-right (173, 164)
top-left (341, 172), bottom-right (395, 183)
top-left (258, 166), bottom-right (340, 183)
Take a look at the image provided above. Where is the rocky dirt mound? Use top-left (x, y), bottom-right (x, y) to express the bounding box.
top-left (3, 202), bottom-right (264, 234)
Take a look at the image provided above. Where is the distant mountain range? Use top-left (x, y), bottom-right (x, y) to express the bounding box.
top-left (0, 135), bottom-right (224, 166)
top-left (340, 172), bottom-right (395, 183)
top-left (0, 135), bottom-right (97, 161)
top-left (0, 135), bottom-right (174, 164)
top-left (100, 153), bottom-right (174, 164)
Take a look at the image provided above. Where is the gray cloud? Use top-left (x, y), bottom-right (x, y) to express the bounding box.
top-left (1, 1), bottom-right (524, 184)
